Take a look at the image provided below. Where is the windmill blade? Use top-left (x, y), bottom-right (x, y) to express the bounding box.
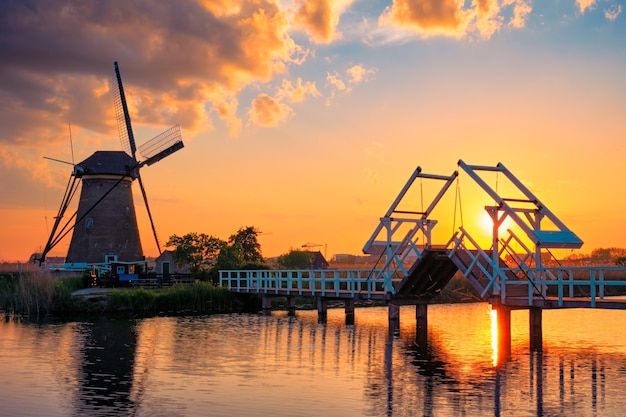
top-left (112, 62), bottom-right (138, 160)
top-left (138, 125), bottom-right (184, 167)
top-left (135, 125), bottom-right (184, 254)
top-left (137, 173), bottom-right (162, 254)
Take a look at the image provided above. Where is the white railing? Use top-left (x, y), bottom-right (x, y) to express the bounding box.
top-left (501, 265), bottom-right (626, 307)
top-left (445, 227), bottom-right (506, 298)
top-left (444, 227), bottom-right (626, 307)
top-left (219, 269), bottom-right (393, 298)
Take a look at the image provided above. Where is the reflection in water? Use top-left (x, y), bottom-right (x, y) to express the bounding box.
top-left (1, 304), bottom-right (626, 416)
top-left (73, 317), bottom-right (137, 416)
top-left (491, 308), bottom-right (499, 367)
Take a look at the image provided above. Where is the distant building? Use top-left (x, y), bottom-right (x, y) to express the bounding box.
top-left (333, 254), bottom-right (377, 265)
top-left (310, 251), bottom-right (329, 269)
top-left (155, 250), bottom-right (191, 275)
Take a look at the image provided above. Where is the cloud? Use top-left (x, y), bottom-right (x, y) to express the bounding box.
top-left (573, 0), bottom-right (621, 21)
top-left (0, 147), bottom-right (66, 209)
top-left (505, 0), bottom-right (532, 29)
top-left (604, 4), bottom-right (622, 20)
top-left (247, 93), bottom-right (294, 127)
top-left (576, 0), bottom-right (596, 13)
top-left (211, 93), bottom-right (242, 136)
top-left (346, 65), bottom-right (377, 84)
top-left (377, 0), bottom-right (532, 40)
top-left (0, 0), bottom-right (302, 147)
top-left (277, 78), bottom-right (321, 102)
top-left (327, 72), bottom-right (349, 92)
top-left (325, 64), bottom-right (376, 105)
top-left (364, 168), bottom-right (379, 184)
top-left (379, 0), bottom-right (473, 38)
top-left (292, 0), bottom-right (356, 43)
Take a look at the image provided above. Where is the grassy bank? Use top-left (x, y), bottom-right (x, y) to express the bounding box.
top-left (105, 283), bottom-right (239, 315)
top-left (0, 272), bottom-right (240, 317)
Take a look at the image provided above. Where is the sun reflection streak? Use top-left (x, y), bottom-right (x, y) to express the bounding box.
top-left (490, 307), bottom-right (499, 367)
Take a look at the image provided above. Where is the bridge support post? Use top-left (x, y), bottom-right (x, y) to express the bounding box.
top-left (261, 295), bottom-right (272, 316)
top-left (388, 302), bottom-right (400, 324)
top-left (529, 307), bottom-right (543, 351)
top-left (494, 305), bottom-right (511, 361)
top-left (316, 297), bottom-right (327, 323)
top-left (344, 299), bottom-right (355, 325)
top-left (287, 296), bottom-right (297, 316)
top-left (416, 303), bottom-right (428, 348)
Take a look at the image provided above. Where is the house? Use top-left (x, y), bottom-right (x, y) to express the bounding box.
top-left (155, 250), bottom-right (191, 276)
top-left (310, 251), bottom-right (329, 269)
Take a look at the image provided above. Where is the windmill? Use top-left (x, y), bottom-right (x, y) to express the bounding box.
top-left (38, 62), bottom-right (184, 267)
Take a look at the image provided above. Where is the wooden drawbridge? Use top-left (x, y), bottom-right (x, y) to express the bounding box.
top-left (221, 160), bottom-right (626, 343)
top-left (361, 160), bottom-right (626, 310)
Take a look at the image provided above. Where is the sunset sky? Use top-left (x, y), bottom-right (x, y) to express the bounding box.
top-left (1, 0), bottom-right (625, 262)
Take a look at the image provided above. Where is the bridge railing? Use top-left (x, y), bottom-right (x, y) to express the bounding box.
top-left (219, 269), bottom-right (391, 299)
top-left (446, 227), bottom-right (506, 298)
top-left (502, 265), bottom-right (626, 307)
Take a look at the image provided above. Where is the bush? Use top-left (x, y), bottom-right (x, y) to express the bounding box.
top-left (155, 282), bottom-right (234, 313)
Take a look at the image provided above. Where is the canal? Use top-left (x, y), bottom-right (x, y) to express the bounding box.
top-left (1, 303), bottom-right (625, 416)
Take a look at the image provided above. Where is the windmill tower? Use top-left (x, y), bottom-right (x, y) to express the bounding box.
top-left (38, 62), bottom-right (184, 267)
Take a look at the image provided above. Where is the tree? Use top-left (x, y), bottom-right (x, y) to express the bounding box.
top-left (277, 250), bottom-right (314, 269)
top-left (214, 243), bottom-right (246, 271)
top-left (166, 233), bottom-right (226, 273)
top-left (167, 226), bottom-right (266, 284)
top-left (209, 240), bottom-right (269, 285)
top-left (229, 226), bottom-right (263, 263)
top-left (591, 247), bottom-right (626, 264)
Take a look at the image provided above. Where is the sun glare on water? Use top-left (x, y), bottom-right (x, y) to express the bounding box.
top-left (490, 307), bottom-right (499, 367)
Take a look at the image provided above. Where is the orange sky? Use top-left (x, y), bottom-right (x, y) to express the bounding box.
top-left (1, 0), bottom-right (625, 262)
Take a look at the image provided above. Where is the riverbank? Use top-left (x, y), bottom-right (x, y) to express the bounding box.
top-left (1, 271), bottom-right (481, 318)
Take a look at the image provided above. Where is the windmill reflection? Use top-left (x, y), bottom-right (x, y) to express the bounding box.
top-left (73, 317), bottom-right (138, 416)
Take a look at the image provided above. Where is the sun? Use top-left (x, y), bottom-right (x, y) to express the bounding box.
top-left (479, 211), bottom-right (496, 235)
top-left (479, 210), bottom-right (512, 236)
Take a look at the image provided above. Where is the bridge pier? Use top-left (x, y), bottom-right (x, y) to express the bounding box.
top-left (287, 296), bottom-right (296, 316)
top-left (316, 297), bottom-right (327, 323)
top-left (388, 302), bottom-right (400, 324)
top-left (529, 307), bottom-right (543, 351)
top-left (415, 303), bottom-right (428, 348)
top-left (345, 299), bottom-right (355, 325)
top-left (262, 295), bottom-right (272, 316)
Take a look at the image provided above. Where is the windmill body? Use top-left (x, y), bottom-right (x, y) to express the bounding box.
top-left (66, 151), bottom-right (143, 264)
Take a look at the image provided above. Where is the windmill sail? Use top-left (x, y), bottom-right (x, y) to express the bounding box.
top-left (139, 125), bottom-right (184, 167)
top-left (113, 61), bottom-right (137, 158)
top-left (110, 62), bottom-right (184, 255)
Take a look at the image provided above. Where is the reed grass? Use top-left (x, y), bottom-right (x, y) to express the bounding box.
top-left (0, 271), bottom-right (54, 315)
top-left (0, 272), bottom-right (88, 316)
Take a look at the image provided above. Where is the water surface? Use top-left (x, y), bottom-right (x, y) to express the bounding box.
top-left (1, 303), bottom-right (625, 416)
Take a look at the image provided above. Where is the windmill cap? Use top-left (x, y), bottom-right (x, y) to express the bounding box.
top-left (77, 151), bottom-right (139, 178)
